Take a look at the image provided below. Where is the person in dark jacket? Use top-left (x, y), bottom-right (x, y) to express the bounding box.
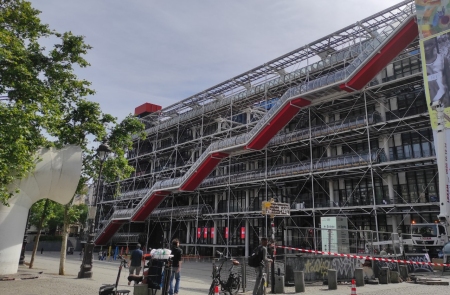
top-left (253, 237), bottom-right (272, 295)
top-left (169, 238), bottom-right (183, 295)
top-left (129, 244), bottom-right (143, 275)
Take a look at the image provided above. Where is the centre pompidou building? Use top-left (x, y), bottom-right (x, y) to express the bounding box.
top-left (93, 1), bottom-right (439, 257)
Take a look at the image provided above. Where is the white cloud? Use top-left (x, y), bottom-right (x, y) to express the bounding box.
top-left (30, 0), bottom-right (401, 120)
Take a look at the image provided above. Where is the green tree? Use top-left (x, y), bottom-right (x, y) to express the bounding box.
top-left (47, 200), bottom-right (88, 275)
top-left (28, 198), bottom-right (56, 268)
top-left (0, 0), bottom-right (94, 205)
top-left (49, 100), bottom-right (145, 275)
top-left (0, 0), bottom-right (146, 274)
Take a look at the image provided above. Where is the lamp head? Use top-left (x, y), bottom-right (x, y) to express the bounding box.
top-left (97, 141), bottom-right (111, 161)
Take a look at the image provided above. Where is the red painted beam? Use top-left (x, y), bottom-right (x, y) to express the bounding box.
top-left (132, 191), bottom-right (170, 221)
top-left (180, 152), bottom-right (229, 191)
top-left (94, 220), bottom-right (125, 245)
top-left (339, 18), bottom-right (418, 92)
top-left (245, 98), bottom-right (311, 150)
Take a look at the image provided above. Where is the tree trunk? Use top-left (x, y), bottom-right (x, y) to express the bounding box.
top-left (59, 204), bottom-right (70, 275)
top-left (29, 199), bottom-right (49, 269)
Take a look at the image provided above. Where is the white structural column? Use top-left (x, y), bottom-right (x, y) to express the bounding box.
top-left (186, 222), bottom-right (191, 253)
top-left (389, 216), bottom-right (399, 233)
top-left (379, 134), bottom-right (398, 232)
top-left (186, 197), bottom-right (192, 254)
top-left (212, 194), bottom-right (218, 254)
top-left (245, 190), bottom-right (250, 257)
top-left (378, 98), bottom-right (388, 121)
top-left (0, 146), bottom-right (82, 275)
top-left (380, 135), bottom-right (396, 203)
top-left (326, 144), bottom-right (335, 206)
top-left (386, 175), bottom-right (395, 203)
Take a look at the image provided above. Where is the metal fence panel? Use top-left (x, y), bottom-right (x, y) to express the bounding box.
top-left (283, 254), bottom-right (360, 283)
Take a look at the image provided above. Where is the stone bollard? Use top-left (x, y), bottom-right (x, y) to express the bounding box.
top-left (379, 267), bottom-right (390, 284)
top-left (294, 271), bottom-right (305, 293)
top-left (390, 271), bottom-right (399, 283)
top-left (328, 269), bottom-right (338, 290)
top-left (355, 268), bottom-right (365, 287)
top-left (399, 265), bottom-right (408, 280)
top-left (134, 284), bottom-right (149, 295)
top-left (274, 275), bottom-right (285, 293)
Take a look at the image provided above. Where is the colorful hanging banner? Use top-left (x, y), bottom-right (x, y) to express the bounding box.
top-left (224, 227), bottom-right (229, 239)
top-left (416, 0), bottom-right (450, 39)
top-left (197, 228), bottom-right (201, 239)
top-left (240, 227), bottom-right (245, 239)
top-left (210, 227), bottom-right (215, 239)
top-left (416, 0), bottom-right (450, 214)
top-left (203, 227), bottom-right (208, 239)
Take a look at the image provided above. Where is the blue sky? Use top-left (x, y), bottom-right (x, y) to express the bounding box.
top-left (31, 0), bottom-right (401, 122)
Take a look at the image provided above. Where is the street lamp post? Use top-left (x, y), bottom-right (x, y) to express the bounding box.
top-left (78, 141), bottom-right (111, 279)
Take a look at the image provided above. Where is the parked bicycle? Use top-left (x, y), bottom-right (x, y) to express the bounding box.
top-left (261, 268), bottom-right (267, 295)
top-left (208, 251), bottom-right (241, 295)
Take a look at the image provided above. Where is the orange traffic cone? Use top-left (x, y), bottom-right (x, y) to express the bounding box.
top-left (351, 279), bottom-right (357, 295)
top-left (214, 285), bottom-right (219, 295)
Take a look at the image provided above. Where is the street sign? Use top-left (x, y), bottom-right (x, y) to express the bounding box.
top-left (262, 201), bottom-right (290, 216)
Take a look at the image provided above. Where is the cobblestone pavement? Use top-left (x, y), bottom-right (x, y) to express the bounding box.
top-left (1, 252), bottom-right (450, 295)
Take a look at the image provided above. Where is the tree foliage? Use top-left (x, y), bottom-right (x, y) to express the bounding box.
top-left (29, 199), bottom-right (56, 230)
top-left (0, 0), bottom-right (146, 205)
top-left (46, 202), bottom-right (88, 233)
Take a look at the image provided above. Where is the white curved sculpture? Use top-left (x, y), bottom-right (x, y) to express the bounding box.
top-left (0, 145), bottom-right (82, 275)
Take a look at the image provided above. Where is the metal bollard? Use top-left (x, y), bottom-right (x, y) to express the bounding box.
top-left (293, 271), bottom-right (305, 293)
top-left (355, 268), bottom-right (365, 287)
top-left (328, 269), bottom-right (337, 290)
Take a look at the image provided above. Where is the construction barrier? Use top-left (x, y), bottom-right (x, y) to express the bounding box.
top-left (275, 245), bottom-right (450, 268)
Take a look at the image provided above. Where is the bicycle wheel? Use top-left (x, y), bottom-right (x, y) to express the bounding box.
top-left (229, 277), bottom-right (240, 295)
top-left (208, 281), bottom-right (217, 295)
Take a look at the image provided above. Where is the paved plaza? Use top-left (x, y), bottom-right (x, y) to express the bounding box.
top-left (1, 251), bottom-right (450, 295)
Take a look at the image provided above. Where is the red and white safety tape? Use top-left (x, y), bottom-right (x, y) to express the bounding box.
top-left (274, 245), bottom-right (450, 267)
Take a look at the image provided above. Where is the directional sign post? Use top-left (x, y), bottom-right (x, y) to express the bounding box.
top-left (262, 200), bottom-right (290, 217)
top-left (262, 199), bottom-right (289, 294)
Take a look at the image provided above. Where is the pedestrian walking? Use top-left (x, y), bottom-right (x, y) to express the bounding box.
top-left (129, 244), bottom-right (143, 276)
top-left (41, 247), bottom-right (44, 254)
top-left (252, 237), bottom-right (272, 295)
top-left (169, 238), bottom-right (183, 295)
